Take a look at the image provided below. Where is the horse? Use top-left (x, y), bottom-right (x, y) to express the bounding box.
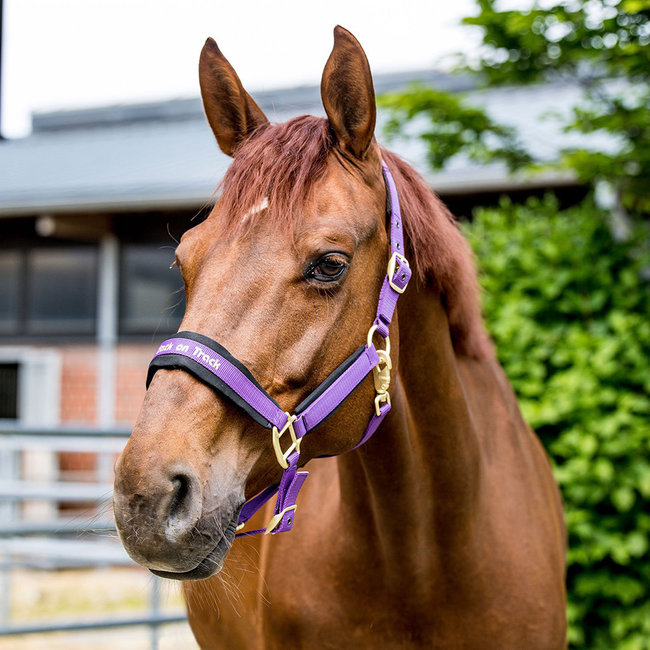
top-left (113, 26), bottom-right (567, 649)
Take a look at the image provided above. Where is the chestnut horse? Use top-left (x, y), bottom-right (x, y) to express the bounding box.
top-left (113, 27), bottom-right (566, 649)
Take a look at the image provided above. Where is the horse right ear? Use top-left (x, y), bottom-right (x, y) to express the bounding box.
top-left (199, 38), bottom-right (269, 156)
top-left (321, 26), bottom-right (376, 159)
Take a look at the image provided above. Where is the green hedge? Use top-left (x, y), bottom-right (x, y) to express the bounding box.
top-left (465, 198), bottom-right (650, 649)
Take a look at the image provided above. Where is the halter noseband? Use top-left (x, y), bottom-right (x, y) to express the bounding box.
top-left (146, 161), bottom-right (411, 537)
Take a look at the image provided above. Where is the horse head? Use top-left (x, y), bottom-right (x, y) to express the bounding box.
top-left (113, 27), bottom-right (400, 580)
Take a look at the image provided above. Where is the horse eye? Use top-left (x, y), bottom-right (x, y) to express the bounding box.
top-left (306, 254), bottom-right (348, 283)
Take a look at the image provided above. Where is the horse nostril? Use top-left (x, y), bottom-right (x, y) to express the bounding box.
top-left (163, 467), bottom-right (202, 540)
top-left (169, 474), bottom-right (191, 520)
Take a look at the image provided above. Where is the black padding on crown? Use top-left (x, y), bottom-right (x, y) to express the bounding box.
top-left (294, 345), bottom-right (366, 417)
top-left (146, 330), bottom-right (280, 429)
top-left (382, 167), bottom-right (393, 223)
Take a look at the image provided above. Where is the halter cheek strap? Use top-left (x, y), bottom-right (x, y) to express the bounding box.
top-left (146, 161), bottom-right (411, 537)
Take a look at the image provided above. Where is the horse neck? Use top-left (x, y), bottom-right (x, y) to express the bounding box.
top-left (336, 281), bottom-right (486, 585)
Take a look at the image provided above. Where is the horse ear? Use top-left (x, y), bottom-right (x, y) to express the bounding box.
top-left (199, 38), bottom-right (269, 156)
top-left (321, 26), bottom-right (376, 159)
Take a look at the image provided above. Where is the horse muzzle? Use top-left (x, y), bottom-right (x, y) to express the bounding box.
top-left (113, 459), bottom-right (243, 580)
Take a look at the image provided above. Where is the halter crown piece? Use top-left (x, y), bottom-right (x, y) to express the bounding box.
top-left (146, 161), bottom-right (411, 537)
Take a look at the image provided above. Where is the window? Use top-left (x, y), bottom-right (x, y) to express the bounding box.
top-left (26, 248), bottom-right (97, 334)
top-left (0, 363), bottom-right (19, 419)
top-left (0, 247), bottom-right (98, 339)
top-left (0, 253), bottom-right (21, 335)
top-left (120, 245), bottom-right (185, 335)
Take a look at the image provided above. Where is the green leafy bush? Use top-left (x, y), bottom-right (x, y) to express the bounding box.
top-left (466, 198), bottom-right (650, 648)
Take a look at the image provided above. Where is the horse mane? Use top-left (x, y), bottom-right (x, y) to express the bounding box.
top-left (216, 115), bottom-right (492, 360)
top-left (379, 148), bottom-right (493, 360)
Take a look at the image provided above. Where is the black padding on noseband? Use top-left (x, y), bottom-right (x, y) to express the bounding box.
top-left (294, 345), bottom-right (365, 416)
top-left (146, 330), bottom-right (281, 429)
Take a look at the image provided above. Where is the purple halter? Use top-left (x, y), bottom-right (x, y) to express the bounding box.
top-left (146, 161), bottom-right (411, 537)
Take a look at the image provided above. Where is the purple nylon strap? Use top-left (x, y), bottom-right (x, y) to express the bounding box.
top-left (149, 340), bottom-right (381, 447)
top-left (146, 160), bottom-right (411, 537)
top-left (292, 346), bottom-right (379, 437)
top-left (150, 337), bottom-right (286, 429)
top-left (235, 452), bottom-right (309, 536)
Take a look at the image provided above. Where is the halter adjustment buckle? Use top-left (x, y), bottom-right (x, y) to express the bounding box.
top-left (265, 505), bottom-right (297, 535)
top-left (272, 413), bottom-right (300, 469)
top-left (387, 252), bottom-right (410, 294)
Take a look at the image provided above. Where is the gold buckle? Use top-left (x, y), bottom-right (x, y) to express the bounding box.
top-left (387, 252), bottom-right (409, 294)
top-left (272, 413), bottom-right (300, 469)
top-left (367, 324), bottom-right (391, 358)
top-left (367, 324), bottom-right (393, 416)
top-left (374, 391), bottom-right (391, 417)
top-left (373, 349), bottom-right (392, 395)
top-left (265, 505), bottom-right (297, 535)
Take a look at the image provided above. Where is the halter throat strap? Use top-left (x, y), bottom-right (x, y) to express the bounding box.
top-left (146, 160), bottom-right (411, 537)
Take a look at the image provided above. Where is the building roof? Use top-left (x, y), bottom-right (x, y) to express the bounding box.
top-left (0, 70), bottom-right (586, 217)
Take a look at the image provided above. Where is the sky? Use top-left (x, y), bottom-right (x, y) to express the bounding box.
top-left (1, 0), bottom-right (480, 138)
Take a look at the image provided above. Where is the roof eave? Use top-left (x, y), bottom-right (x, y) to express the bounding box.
top-left (0, 169), bottom-right (579, 218)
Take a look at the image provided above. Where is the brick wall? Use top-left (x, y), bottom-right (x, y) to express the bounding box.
top-left (60, 346), bottom-right (98, 425)
top-left (115, 345), bottom-right (150, 426)
top-left (58, 343), bottom-right (151, 485)
top-left (58, 344), bottom-right (151, 428)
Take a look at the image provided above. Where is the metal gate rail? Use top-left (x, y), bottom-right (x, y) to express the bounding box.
top-left (0, 426), bottom-right (189, 649)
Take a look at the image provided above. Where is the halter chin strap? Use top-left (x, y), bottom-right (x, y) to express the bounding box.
top-left (146, 161), bottom-right (411, 537)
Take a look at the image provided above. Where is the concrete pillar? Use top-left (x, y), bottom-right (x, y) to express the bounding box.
top-left (97, 234), bottom-right (119, 484)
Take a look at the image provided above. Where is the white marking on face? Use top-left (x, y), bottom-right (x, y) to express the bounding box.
top-left (241, 197), bottom-right (269, 224)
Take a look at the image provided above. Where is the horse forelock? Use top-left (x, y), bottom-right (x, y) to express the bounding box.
top-left (216, 116), bottom-right (333, 237)
top-left (214, 115), bottom-right (492, 360)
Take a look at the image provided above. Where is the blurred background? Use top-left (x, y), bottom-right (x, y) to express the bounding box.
top-left (0, 1), bottom-right (648, 648)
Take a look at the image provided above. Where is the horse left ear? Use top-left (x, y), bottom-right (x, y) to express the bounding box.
top-left (321, 26), bottom-right (377, 159)
top-left (199, 37), bottom-right (269, 156)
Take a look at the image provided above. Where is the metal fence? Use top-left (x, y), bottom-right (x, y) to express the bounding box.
top-left (0, 426), bottom-right (188, 649)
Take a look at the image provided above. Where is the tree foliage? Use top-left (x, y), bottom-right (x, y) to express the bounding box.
top-left (380, 84), bottom-right (531, 171)
top-left (467, 199), bottom-right (650, 648)
top-left (380, 0), bottom-right (650, 216)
